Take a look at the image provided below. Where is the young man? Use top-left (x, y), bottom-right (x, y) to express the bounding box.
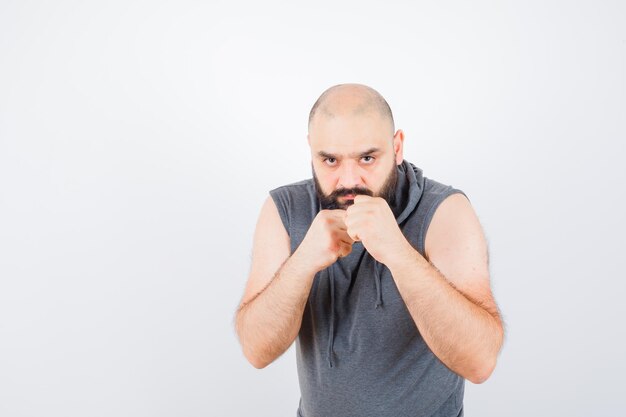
top-left (235, 83), bottom-right (505, 417)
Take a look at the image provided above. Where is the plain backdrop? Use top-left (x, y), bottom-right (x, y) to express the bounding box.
top-left (1, 1), bottom-right (624, 416)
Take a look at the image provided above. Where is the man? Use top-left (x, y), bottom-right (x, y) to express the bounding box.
top-left (234, 83), bottom-right (505, 417)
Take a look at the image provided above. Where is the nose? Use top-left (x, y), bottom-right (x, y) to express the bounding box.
top-left (337, 161), bottom-right (364, 190)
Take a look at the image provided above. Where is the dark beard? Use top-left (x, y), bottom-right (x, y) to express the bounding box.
top-left (312, 160), bottom-right (398, 210)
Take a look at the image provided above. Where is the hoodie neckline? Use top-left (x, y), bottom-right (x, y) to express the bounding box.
top-left (390, 159), bottom-right (424, 225)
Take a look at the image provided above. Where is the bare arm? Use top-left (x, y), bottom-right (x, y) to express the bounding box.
top-left (386, 194), bottom-right (504, 384)
top-left (234, 195), bottom-right (310, 369)
top-left (235, 195), bottom-right (352, 369)
top-left (387, 250), bottom-right (503, 384)
top-left (235, 248), bottom-right (317, 369)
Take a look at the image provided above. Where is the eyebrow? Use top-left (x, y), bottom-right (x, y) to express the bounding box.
top-left (317, 147), bottom-right (382, 159)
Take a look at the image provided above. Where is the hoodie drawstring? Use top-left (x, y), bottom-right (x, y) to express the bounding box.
top-left (327, 265), bottom-right (336, 368)
top-left (374, 260), bottom-right (383, 308)
top-left (327, 257), bottom-right (384, 368)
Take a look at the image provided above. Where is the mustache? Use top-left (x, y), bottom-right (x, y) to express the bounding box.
top-left (331, 186), bottom-right (374, 198)
top-left (318, 186), bottom-right (373, 210)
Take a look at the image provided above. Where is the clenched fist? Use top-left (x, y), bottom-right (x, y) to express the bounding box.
top-left (295, 209), bottom-right (356, 274)
top-left (344, 195), bottom-right (411, 266)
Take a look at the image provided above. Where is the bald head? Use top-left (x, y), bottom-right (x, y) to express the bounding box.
top-left (308, 83), bottom-right (395, 136)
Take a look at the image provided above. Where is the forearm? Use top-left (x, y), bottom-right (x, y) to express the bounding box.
top-left (235, 249), bottom-right (317, 369)
top-left (387, 244), bottom-right (503, 384)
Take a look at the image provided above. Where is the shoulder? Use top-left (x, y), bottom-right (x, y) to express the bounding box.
top-left (269, 178), bottom-right (315, 201)
top-left (268, 178), bottom-right (319, 235)
top-left (270, 177), bottom-right (313, 191)
top-left (416, 176), bottom-right (469, 249)
top-left (424, 191), bottom-right (480, 262)
top-left (422, 176), bottom-right (468, 201)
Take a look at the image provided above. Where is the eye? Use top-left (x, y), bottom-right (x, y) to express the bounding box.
top-left (324, 158), bottom-right (337, 166)
top-left (362, 156), bottom-right (375, 163)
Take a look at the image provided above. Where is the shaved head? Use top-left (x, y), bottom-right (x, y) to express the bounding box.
top-left (307, 83), bottom-right (404, 210)
top-left (308, 83), bottom-right (395, 136)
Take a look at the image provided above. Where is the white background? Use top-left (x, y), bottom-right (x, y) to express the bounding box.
top-left (1, 1), bottom-right (624, 416)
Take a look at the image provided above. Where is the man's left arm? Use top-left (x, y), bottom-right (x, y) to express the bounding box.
top-left (385, 193), bottom-right (505, 384)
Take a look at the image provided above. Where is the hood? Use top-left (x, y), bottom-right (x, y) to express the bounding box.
top-left (324, 159), bottom-right (424, 368)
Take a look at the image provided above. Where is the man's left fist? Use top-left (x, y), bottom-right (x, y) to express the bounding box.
top-left (345, 195), bottom-right (410, 266)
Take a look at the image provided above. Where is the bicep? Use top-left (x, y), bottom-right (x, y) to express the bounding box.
top-left (425, 193), bottom-right (498, 316)
top-left (239, 195), bottom-right (291, 307)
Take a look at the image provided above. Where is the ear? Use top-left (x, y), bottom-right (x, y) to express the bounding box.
top-left (393, 129), bottom-right (405, 165)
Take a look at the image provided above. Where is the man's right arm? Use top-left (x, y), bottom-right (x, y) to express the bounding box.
top-left (234, 195), bottom-right (317, 369)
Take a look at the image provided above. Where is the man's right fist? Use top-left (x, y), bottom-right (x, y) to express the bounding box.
top-left (295, 209), bottom-right (356, 274)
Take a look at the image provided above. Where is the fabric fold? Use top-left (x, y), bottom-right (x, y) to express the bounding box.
top-left (327, 265), bottom-right (336, 368)
top-left (373, 259), bottom-right (383, 308)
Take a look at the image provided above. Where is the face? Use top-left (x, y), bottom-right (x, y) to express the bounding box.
top-left (308, 111), bottom-right (404, 210)
top-left (313, 157), bottom-right (398, 210)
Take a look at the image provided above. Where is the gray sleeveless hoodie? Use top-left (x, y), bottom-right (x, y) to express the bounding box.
top-left (269, 159), bottom-right (468, 417)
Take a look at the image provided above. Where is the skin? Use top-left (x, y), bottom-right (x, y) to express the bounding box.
top-left (235, 84), bottom-right (505, 384)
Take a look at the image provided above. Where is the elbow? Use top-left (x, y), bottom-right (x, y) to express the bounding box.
top-left (468, 357), bottom-right (497, 384)
top-left (235, 312), bottom-right (270, 369)
top-left (242, 345), bottom-right (272, 369)
top-left (245, 351), bottom-right (270, 369)
top-left (469, 319), bottom-right (505, 384)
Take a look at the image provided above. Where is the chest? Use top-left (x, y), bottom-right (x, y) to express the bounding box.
top-left (303, 243), bottom-right (420, 355)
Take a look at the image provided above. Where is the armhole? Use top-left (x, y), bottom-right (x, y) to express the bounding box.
top-left (269, 188), bottom-right (291, 238)
top-left (419, 187), bottom-right (469, 257)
